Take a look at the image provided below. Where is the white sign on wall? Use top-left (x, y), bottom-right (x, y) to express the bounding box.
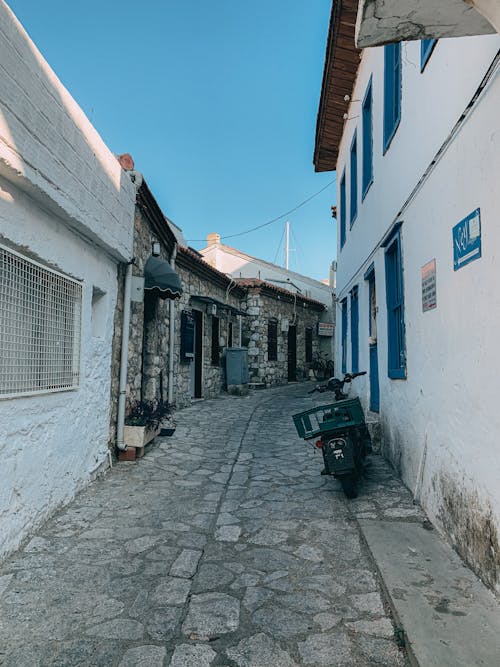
top-left (421, 259), bottom-right (437, 312)
top-left (317, 322), bottom-right (334, 337)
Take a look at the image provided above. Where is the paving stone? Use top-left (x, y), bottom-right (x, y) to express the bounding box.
top-left (298, 632), bottom-right (354, 666)
top-left (192, 562), bottom-right (235, 592)
top-left (345, 617), bottom-right (394, 638)
top-left (314, 611), bottom-right (342, 630)
top-left (119, 645), bottom-right (167, 666)
top-left (226, 633), bottom-right (298, 667)
top-left (182, 592), bottom-right (240, 637)
top-left (215, 525), bottom-right (241, 542)
top-left (242, 586), bottom-right (275, 611)
top-left (252, 605), bottom-right (312, 639)
top-left (169, 644), bottom-right (217, 667)
top-left (350, 592), bottom-right (385, 615)
top-left (294, 545), bottom-right (323, 562)
top-left (152, 577), bottom-right (191, 605)
top-left (169, 549), bottom-right (203, 578)
top-left (85, 618), bottom-right (144, 640)
top-left (146, 606), bottom-right (183, 641)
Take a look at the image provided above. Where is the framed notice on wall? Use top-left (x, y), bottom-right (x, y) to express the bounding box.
top-left (421, 259), bottom-right (437, 312)
top-left (317, 322), bottom-right (334, 337)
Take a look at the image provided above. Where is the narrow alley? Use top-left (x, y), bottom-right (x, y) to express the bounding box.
top-left (0, 385), bottom-right (415, 666)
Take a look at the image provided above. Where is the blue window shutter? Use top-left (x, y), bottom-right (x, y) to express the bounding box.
top-left (362, 79), bottom-right (373, 198)
top-left (339, 172), bottom-right (346, 249)
top-left (341, 298), bottom-right (348, 373)
top-left (383, 43), bottom-right (402, 152)
top-left (350, 132), bottom-right (358, 226)
top-left (421, 39), bottom-right (437, 71)
top-left (384, 232), bottom-right (406, 378)
top-left (350, 286), bottom-right (359, 373)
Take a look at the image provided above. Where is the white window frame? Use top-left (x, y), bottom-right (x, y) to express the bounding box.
top-left (0, 242), bottom-right (83, 399)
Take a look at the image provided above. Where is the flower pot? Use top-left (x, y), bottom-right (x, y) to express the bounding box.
top-left (124, 425), bottom-right (160, 449)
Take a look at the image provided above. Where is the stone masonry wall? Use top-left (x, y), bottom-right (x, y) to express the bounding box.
top-left (241, 289), bottom-right (324, 386)
top-left (173, 265), bottom-right (243, 409)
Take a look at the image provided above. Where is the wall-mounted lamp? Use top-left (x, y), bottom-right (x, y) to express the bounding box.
top-left (152, 241), bottom-right (161, 256)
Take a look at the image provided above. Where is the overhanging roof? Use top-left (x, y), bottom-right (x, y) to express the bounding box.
top-left (314, 0), bottom-right (361, 172)
top-left (190, 295), bottom-right (246, 316)
top-left (355, 0), bottom-right (496, 47)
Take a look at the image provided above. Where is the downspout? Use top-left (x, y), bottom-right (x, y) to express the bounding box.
top-left (167, 244), bottom-right (178, 405)
top-left (116, 259), bottom-right (134, 450)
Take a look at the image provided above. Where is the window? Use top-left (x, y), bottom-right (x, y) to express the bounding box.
top-left (385, 230), bottom-right (406, 378)
top-left (339, 171), bottom-right (346, 249)
top-left (228, 321), bottom-right (233, 348)
top-left (341, 298), bottom-right (348, 374)
top-left (211, 315), bottom-right (220, 365)
top-left (350, 131), bottom-right (358, 226)
top-left (383, 43), bottom-right (402, 152)
top-left (362, 78), bottom-right (373, 198)
top-left (268, 319), bottom-right (277, 361)
top-left (350, 286), bottom-right (359, 373)
top-left (305, 327), bottom-right (313, 363)
top-left (421, 39), bottom-right (437, 71)
top-left (0, 244), bottom-right (82, 398)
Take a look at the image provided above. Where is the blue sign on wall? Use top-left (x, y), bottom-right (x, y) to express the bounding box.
top-left (453, 208), bottom-right (481, 271)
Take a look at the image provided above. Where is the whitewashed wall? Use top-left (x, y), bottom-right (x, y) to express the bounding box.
top-left (0, 1), bottom-right (135, 560)
top-left (334, 35), bottom-right (500, 592)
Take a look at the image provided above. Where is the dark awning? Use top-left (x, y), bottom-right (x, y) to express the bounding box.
top-left (190, 295), bottom-right (246, 316)
top-left (144, 256), bottom-right (183, 300)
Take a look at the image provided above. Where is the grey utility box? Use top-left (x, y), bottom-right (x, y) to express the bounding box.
top-left (226, 347), bottom-right (249, 393)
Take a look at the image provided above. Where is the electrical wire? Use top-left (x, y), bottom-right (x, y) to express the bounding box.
top-left (185, 176), bottom-right (336, 243)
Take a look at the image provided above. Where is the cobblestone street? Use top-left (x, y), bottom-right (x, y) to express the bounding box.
top-left (0, 384), bottom-right (419, 666)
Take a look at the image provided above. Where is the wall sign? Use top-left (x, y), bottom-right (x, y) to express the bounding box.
top-left (453, 208), bottom-right (481, 271)
top-left (317, 322), bottom-right (334, 337)
top-left (421, 259), bottom-right (437, 312)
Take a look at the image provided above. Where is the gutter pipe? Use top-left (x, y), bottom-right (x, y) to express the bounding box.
top-left (116, 260), bottom-right (134, 451)
top-left (167, 244), bottom-right (178, 405)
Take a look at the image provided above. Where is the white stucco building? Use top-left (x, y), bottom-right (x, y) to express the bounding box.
top-left (200, 233), bottom-right (336, 360)
top-left (315, 2), bottom-right (500, 592)
top-left (0, 1), bottom-right (135, 559)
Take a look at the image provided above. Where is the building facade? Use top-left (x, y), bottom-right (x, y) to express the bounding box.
top-left (315, 3), bottom-right (500, 593)
top-left (201, 233), bottom-right (335, 366)
top-left (0, 1), bottom-right (135, 560)
top-left (237, 279), bottom-right (326, 386)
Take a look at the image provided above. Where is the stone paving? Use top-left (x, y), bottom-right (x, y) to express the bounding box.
top-left (0, 384), bottom-right (419, 666)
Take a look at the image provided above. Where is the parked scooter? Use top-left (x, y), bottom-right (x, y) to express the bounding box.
top-left (293, 372), bottom-right (371, 498)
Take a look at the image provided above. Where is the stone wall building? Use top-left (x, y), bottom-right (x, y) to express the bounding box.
top-left (174, 248), bottom-right (246, 408)
top-left (238, 279), bottom-right (326, 386)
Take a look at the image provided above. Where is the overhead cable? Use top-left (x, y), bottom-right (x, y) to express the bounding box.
top-left (185, 176), bottom-right (336, 243)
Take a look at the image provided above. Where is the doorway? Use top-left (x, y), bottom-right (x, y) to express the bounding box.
top-left (367, 272), bottom-right (379, 412)
top-left (287, 325), bottom-right (297, 382)
top-left (189, 309), bottom-right (203, 399)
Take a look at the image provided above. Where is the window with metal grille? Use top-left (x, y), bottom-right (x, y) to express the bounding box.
top-left (305, 327), bottom-right (313, 363)
top-left (0, 244), bottom-right (82, 398)
top-left (268, 319), bottom-right (277, 361)
top-left (211, 315), bottom-right (220, 366)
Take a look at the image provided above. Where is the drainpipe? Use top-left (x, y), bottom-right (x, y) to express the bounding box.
top-left (167, 244), bottom-right (178, 405)
top-left (116, 260), bottom-right (134, 450)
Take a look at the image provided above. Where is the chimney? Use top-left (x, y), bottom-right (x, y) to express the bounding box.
top-left (207, 232), bottom-right (221, 247)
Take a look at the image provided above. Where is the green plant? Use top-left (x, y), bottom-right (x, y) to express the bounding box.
top-left (125, 399), bottom-right (174, 430)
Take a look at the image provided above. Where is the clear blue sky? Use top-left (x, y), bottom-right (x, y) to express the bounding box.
top-left (9, 0), bottom-right (337, 281)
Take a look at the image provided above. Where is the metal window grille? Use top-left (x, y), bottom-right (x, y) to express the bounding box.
top-left (0, 244), bottom-right (82, 398)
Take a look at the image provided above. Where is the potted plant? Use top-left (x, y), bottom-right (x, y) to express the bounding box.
top-left (155, 399), bottom-right (176, 437)
top-left (124, 400), bottom-right (162, 450)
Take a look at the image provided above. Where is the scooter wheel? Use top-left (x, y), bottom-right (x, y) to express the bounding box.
top-left (340, 476), bottom-right (358, 499)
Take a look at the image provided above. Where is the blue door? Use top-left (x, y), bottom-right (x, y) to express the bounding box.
top-left (366, 270), bottom-right (380, 412)
top-left (350, 286), bottom-right (359, 373)
top-left (369, 344), bottom-right (379, 412)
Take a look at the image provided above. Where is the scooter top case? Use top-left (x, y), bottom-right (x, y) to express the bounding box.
top-left (292, 397), bottom-right (368, 441)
